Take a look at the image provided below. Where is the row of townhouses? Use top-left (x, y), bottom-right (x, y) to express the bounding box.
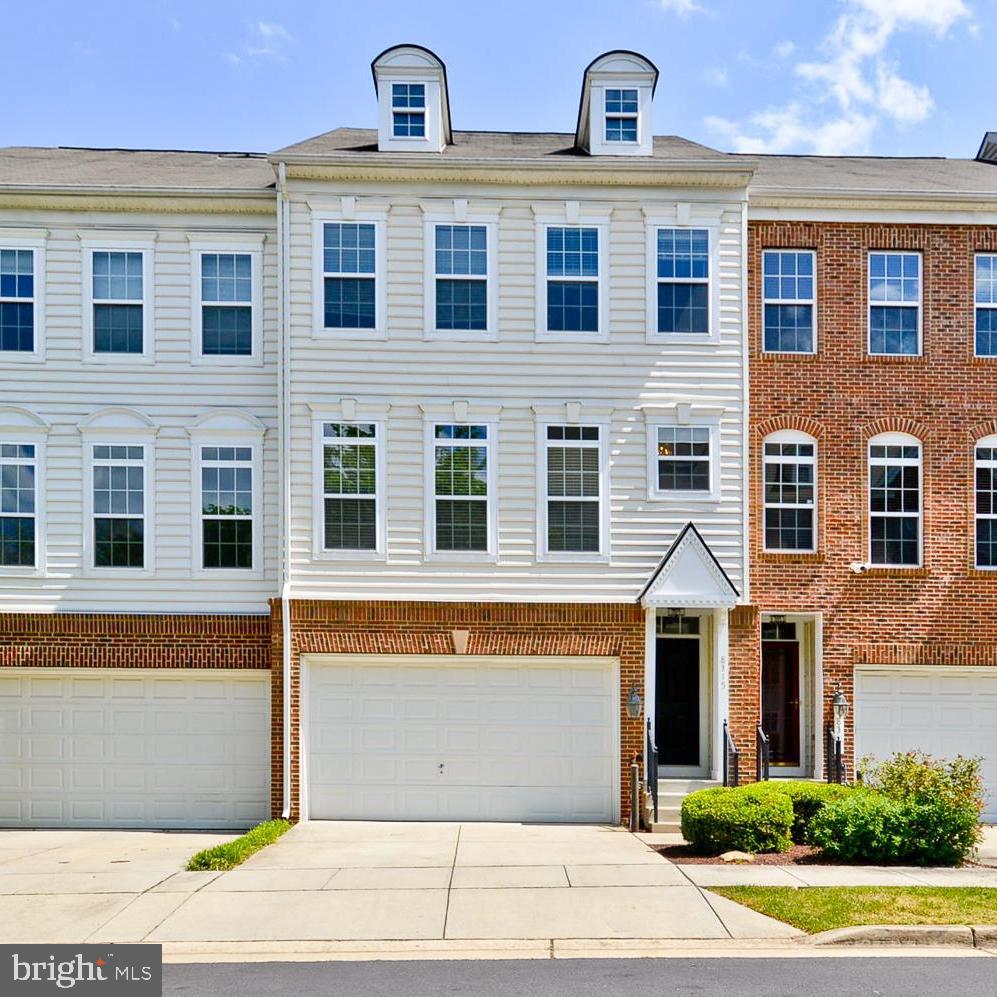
top-left (2, 46), bottom-right (996, 830)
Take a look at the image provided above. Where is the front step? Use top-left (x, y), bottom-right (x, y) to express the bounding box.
top-left (648, 778), bottom-right (721, 833)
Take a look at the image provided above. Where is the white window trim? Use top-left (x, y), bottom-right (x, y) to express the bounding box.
top-left (82, 435), bottom-right (156, 576)
top-left (311, 211), bottom-right (387, 340)
top-left (312, 417), bottom-right (387, 561)
top-left (974, 252), bottom-right (997, 358)
top-left (390, 82), bottom-right (427, 141)
top-left (644, 220), bottom-right (720, 345)
top-left (189, 436), bottom-right (264, 579)
top-left (867, 250), bottom-right (923, 358)
top-left (974, 433), bottom-right (997, 570)
top-left (603, 87), bottom-right (640, 146)
top-left (643, 406), bottom-right (723, 503)
top-left (0, 437), bottom-right (46, 575)
top-left (867, 431), bottom-right (922, 568)
top-left (534, 216), bottom-right (610, 344)
top-left (536, 419), bottom-right (611, 563)
top-left (761, 249), bottom-right (818, 356)
top-left (762, 430), bottom-right (818, 554)
top-left (80, 237), bottom-right (156, 365)
top-left (424, 418), bottom-right (498, 562)
top-left (0, 230), bottom-right (46, 363)
top-left (189, 236), bottom-right (265, 366)
top-left (588, 81), bottom-right (653, 157)
top-left (422, 214), bottom-right (498, 341)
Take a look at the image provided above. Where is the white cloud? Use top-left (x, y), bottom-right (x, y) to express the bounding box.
top-left (704, 65), bottom-right (729, 87)
top-left (773, 40), bottom-right (795, 59)
top-left (655, 0), bottom-right (708, 17)
top-left (706, 0), bottom-right (970, 154)
top-left (224, 20), bottom-right (293, 65)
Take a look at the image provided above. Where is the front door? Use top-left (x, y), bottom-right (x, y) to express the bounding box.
top-left (656, 637), bottom-right (701, 768)
top-left (761, 641), bottom-right (802, 770)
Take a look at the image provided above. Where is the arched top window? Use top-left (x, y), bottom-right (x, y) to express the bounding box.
top-left (974, 435), bottom-right (997, 569)
top-left (763, 431), bottom-right (817, 552)
top-left (868, 433), bottom-right (921, 567)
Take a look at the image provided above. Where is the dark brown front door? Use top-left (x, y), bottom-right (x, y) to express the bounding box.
top-left (656, 637), bottom-right (700, 767)
top-left (761, 641), bottom-right (801, 766)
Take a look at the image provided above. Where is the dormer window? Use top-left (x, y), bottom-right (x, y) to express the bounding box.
top-left (391, 83), bottom-right (426, 138)
top-left (372, 44), bottom-right (452, 153)
top-left (575, 51), bottom-right (657, 157)
top-left (605, 89), bottom-right (638, 143)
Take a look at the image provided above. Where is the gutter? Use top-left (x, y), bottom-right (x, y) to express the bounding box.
top-left (276, 160), bottom-right (293, 820)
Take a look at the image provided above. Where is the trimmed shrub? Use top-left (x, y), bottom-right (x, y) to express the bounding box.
top-left (812, 753), bottom-right (984, 866)
top-left (681, 785), bottom-right (793, 855)
top-left (763, 780), bottom-right (854, 844)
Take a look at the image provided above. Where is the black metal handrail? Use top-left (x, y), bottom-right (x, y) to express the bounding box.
top-left (646, 718), bottom-right (658, 823)
top-left (722, 720), bottom-right (739, 788)
top-left (756, 724), bottom-right (771, 782)
top-left (826, 727), bottom-right (845, 784)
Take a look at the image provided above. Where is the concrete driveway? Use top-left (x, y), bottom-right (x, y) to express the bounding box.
top-left (0, 823), bottom-right (797, 954)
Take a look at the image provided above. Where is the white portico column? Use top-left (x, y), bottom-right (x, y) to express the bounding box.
top-left (713, 606), bottom-right (730, 782)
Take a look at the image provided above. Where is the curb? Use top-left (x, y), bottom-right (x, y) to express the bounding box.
top-left (809, 924), bottom-right (997, 948)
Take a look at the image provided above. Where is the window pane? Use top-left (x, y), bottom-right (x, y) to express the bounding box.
top-left (323, 224), bottom-right (376, 275)
top-left (202, 306), bottom-right (252, 355)
top-left (658, 283), bottom-right (708, 334)
top-left (606, 117), bottom-right (637, 142)
top-left (870, 515), bottom-right (918, 565)
top-left (203, 519), bottom-right (253, 569)
top-left (765, 507), bottom-right (814, 551)
top-left (977, 255), bottom-right (997, 305)
top-left (0, 515), bottom-right (34, 566)
top-left (324, 277), bottom-right (375, 328)
top-left (764, 303), bottom-right (813, 352)
top-left (324, 497), bottom-right (376, 550)
top-left (657, 229), bottom-right (709, 280)
top-left (869, 253), bottom-right (919, 303)
top-left (0, 302), bottom-right (33, 351)
top-left (392, 112), bottom-right (425, 137)
top-left (202, 253), bottom-right (252, 303)
top-left (547, 281), bottom-right (598, 332)
top-left (92, 252), bottom-right (143, 301)
top-left (547, 501), bottom-right (599, 552)
top-left (547, 227), bottom-right (598, 277)
top-left (392, 82), bottom-right (425, 108)
top-left (435, 499), bottom-right (487, 551)
top-left (605, 88), bottom-right (638, 113)
top-left (435, 225), bottom-right (487, 276)
top-left (869, 305), bottom-right (918, 354)
top-left (976, 307), bottom-right (997, 357)
top-left (0, 249), bottom-right (33, 298)
top-left (976, 518), bottom-right (997, 568)
top-left (762, 251), bottom-right (814, 302)
top-left (324, 443), bottom-right (376, 496)
top-left (94, 518), bottom-right (144, 568)
top-left (94, 304), bottom-right (143, 353)
top-left (547, 446), bottom-right (599, 498)
top-left (436, 279), bottom-right (487, 330)
top-left (0, 463), bottom-right (34, 513)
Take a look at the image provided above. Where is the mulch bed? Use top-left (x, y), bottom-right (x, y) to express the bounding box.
top-left (653, 843), bottom-right (994, 868)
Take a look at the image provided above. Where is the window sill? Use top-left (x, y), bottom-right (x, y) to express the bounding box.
top-left (865, 352), bottom-right (924, 362)
top-left (0, 352), bottom-right (45, 365)
top-left (647, 491), bottom-right (722, 504)
top-left (856, 566), bottom-right (929, 578)
top-left (312, 327), bottom-right (387, 342)
top-left (192, 568), bottom-right (266, 580)
top-left (424, 552), bottom-right (499, 564)
top-left (758, 551), bottom-right (824, 563)
top-left (646, 332), bottom-right (719, 347)
top-left (535, 332), bottom-right (609, 345)
top-left (757, 350), bottom-right (818, 361)
top-left (424, 329), bottom-right (497, 343)
top-left (967, 567), bottom-right (997, 578)
top-left (82, 353), bottom-right (154, 365)
top-left (190, 355), bottom-right (265, 368)
top-left (311, 550), bottom-right (387, 563)
top-left (537, 552), bottom-right (611, 564)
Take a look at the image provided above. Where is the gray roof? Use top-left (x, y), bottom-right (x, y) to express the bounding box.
top-left (743, 153), bottom-right (997, 197)
top-left (0, 147), bottom-right (275, 192)
top-left (271, 127), bottom-right (734, 163)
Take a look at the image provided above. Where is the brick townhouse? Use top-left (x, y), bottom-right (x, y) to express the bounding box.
top-left (0, 46), bottom-right (995, 830)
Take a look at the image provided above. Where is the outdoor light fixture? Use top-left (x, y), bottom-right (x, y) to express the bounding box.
top-left (768, 614), bottom-right (786, 623)
top-left (626, 685), bottom-right (643, 720)
top-left (832, 689), bottom-right (849, 739)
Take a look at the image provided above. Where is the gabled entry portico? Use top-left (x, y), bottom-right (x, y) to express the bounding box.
top-left (640, 524), bottom-right (739, 785)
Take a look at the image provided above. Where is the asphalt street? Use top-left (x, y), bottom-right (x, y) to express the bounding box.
top-left (164, 956), bottom-right (995, 996)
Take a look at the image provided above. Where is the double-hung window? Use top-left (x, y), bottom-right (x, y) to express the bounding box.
top-left (91, 251), bottom-right (145, 355)
top-left (434, 225), bottom-right (487, 332)
top-left (392, 83), bottom-right (425, 137)
top-left (868, 437), bottom-right (921, 566)
top-left (655, 427), bottom-right (711, 492)
top-left (604, 88), bottom-right (638, 143)
top-left (322, 222), bottom-right (377, 331)
top-left (975, 254), bottom-right (997, 357)
top-left (0, 249), bottom-right (35, 353)
top-left (200, 446), bottom-right (253, 569)
top-left (92, 444), bottom-right (145, 568)
top-left (433, 424), bottom-right (489, 553)
top-left (0, 443), bottom-right (36, 567)
top-left (975, 440), bottom-right (997, 568)
top-left (545, 227), bottom-right (599, 334)
top-left (321, 422), bottom-right (378, 552)
top-left (545, 425), bottom-right (601, 554)
top-left (655, 229), bottom-right (709, 335)
top-left (763, 250), bottom-right (815, 353)
top-left (763, 437), bottom-right (816, 552)
top-left (869, 252), bottom-right (921, 356)
top-left (200, 253), bottom-right (253, 356)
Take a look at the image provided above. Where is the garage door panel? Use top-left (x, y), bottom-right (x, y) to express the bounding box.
top-left (1, 669), bottom-right (269, 829)
top-left (306, 656), bottom-right (618, 823)
top-left (856, 667), bottom-right (997, 822)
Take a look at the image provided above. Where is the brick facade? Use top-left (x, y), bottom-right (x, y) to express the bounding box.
top-left (736, 220), bottom-right (997, 775)
top-left (0, 613), bottom-right (270, 670)
top-left (269, 599), bottom-right (646, 824)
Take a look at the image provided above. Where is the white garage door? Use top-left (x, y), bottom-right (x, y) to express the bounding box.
top-left (855, 666), bottom-right (997, 822)
top-left (305, 655), bottom-right (619, 823)
top-left (0, 668), bottom-right (270, 829)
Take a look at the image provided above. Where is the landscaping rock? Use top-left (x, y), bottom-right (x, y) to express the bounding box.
top-left (719, 851), bottom-right (755, 864)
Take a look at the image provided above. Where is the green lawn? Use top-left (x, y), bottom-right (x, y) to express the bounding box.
top-left (711, 887), bottom-right (997, 935)
top-left (186, 819), bottom-right (292, 871)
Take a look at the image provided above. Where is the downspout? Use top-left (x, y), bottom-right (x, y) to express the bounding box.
top-left (276, 161), bottom-right (293, 819)
top-left (740, 190), bottom-right (751, 608)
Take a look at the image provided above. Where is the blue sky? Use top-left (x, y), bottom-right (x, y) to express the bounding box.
top-left (3, 0), bottom-right (992, 158)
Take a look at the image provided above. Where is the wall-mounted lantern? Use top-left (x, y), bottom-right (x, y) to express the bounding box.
top-left (626, 685), bottom-right (643, 720)
top-left (832, 688), bottom-right (849, 740)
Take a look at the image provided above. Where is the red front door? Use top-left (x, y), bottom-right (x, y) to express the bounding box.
top-left (761, 641), bottom-right (801, 767)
